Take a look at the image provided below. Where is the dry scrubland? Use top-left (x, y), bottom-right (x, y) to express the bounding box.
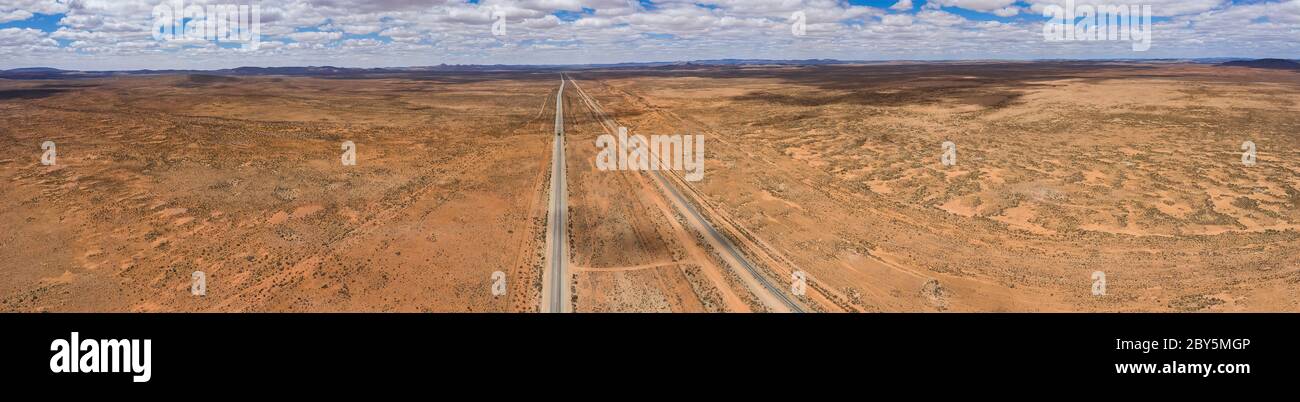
top-left (576, 63), bottom-right (1300, 312)
top-left (2, 62), bottom-right (1298, 312)
top-left (1, 73), bottom-right (557, 311)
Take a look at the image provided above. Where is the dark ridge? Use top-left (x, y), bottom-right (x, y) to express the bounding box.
top-left (186, 74), bottom-right (241, 84)
top-left (4, 67), bottom-right (65, 73)
top-left (0, 68), bottom-right (81, 79)
top-left (0, 88), bottom-right (69, 100)
top-left (1219, 59), bottom-right (1300, 70)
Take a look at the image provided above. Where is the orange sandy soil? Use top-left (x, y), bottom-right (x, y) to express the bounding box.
top-left (1, 73), bottom-right (556, 312)
top-left (572, 62), bottom-right (1300, 312)
top-left (4, 62), bottom-right (1298, 313)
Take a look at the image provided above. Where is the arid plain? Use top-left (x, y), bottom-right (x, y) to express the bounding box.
top-left (3, 62), bottom-right (1298, 312)
top-left (1, 72), bottom-right (557, 312)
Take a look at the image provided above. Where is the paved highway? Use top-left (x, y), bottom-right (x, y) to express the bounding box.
top-left (541, 76), bottom-right (570, 313)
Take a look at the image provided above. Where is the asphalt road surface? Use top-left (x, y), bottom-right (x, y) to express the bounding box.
top-left (541, 76), bottom-right (570, 313)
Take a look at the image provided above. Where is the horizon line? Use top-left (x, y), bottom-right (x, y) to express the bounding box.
top-left (4, 56), bottom-right (1293, 73)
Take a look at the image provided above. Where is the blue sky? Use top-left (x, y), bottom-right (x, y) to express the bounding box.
top-left (1, 11), bottom-right (61, 31)
top-left (0, 0), bottom-right (1295, 70)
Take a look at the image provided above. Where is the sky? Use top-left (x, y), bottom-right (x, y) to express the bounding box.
top-left (0, 0), bottom-right (1297, 70)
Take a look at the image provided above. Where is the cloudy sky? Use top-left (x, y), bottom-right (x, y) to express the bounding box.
top-left (1, 0), bottom-right (1297, 70)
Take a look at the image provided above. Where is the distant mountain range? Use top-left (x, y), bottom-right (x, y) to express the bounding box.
top-left (1218, 58), bottom-right (1300, 70)
top-left (3, 58), bottom-right (1296, 79)
top-left (0, 59), bottom-right (859, 79)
